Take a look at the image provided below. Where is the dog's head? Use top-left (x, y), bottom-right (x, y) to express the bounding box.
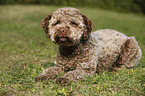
top-left (41, 7), bottom-right (93, 46)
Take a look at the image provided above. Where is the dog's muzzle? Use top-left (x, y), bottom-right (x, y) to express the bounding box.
top-left (55, 29), bottom-right (71, 43)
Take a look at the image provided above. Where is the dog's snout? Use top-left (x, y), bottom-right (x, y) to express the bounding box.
top-left (57, 28), bottom-right (67, 37)
top-left (55, 28), bottom-right (69, 43)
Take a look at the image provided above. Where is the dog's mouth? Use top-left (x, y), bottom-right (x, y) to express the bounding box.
top-left (57, 37), bottom-right (69, 43)
top-left (55, 35), bottom-right (71, 44)
top-left (54, 35), bottom-right (78, 46)
top-left (59, 37), bottom-right (68, 42)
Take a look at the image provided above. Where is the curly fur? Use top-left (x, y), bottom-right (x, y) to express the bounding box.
top-left (35, 7), bottom-right (142, 85)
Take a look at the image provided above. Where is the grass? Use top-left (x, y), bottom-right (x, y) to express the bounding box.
top-left (0, 5), bottom-right (145, 96)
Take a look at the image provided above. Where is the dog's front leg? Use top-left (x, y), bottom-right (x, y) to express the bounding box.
top-left (55, 69), bottom-right (91, 85)
top-left (35, 66), bottom-right (63, 81)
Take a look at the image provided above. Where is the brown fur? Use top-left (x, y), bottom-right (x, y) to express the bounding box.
top-left (35, 8), bottom-right (142, 85)
top-left (81, 14), bottom-right (93, 41)
top-left (41, 14), bottom-right (52, 38)
top-left (116, 37), bottom-right (141, 68)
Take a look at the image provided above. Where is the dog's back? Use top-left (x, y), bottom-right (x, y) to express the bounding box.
top-left (92, 29), bottom-right (142, 73)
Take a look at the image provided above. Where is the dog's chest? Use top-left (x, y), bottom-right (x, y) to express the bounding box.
top-left (55, 48), bottom-right (91, 72)
top-left (55, 41), bottom-right (100, 72)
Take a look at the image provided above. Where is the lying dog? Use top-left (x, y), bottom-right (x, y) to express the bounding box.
top-left (35, 7), bottom-right (142, 85)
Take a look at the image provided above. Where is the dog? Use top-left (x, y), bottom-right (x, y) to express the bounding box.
top-left (35, 7), bottom-right (142, 85)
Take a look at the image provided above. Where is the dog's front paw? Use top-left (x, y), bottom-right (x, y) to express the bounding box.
top-left (34, 75), bottom-right (49, 82)
top-left (34, 74), bottom-right (56, 82)
top-left (56, 77), bottom-right (70, 86)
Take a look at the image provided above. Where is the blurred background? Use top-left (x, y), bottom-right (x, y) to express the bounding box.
top-left (0, 0), bottom-right (145, 15)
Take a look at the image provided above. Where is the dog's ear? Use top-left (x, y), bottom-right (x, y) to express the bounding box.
top-left (81, 14), bottom-right (93, 40)
top-left (41, 14), bottom-right (52, 38)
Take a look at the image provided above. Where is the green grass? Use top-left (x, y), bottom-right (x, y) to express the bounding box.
top-left (0, 5), bottom-right (145, 96)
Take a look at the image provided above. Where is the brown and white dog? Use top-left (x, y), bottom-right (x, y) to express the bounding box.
top-left (35, 7), bottom-right (142, 85)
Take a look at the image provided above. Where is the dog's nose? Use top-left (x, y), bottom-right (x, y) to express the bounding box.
top-left (59, 29), bottom-right (66, 34)
top-left (58, 29), bottom-right (67, 37)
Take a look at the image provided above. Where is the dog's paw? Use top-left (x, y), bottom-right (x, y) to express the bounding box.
top-left (56, 77), bottom-right (70, 86)
top-left (34, 74), bottom-right (53, 82)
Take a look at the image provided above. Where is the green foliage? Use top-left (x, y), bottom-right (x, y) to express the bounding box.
top-left (0, 5), bottom-right (145, 95)
top-left (0, 0), bottom-right (145, 14)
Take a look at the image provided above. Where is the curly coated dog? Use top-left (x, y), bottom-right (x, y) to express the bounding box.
top-left (35, 7), bottom-right (142, 85)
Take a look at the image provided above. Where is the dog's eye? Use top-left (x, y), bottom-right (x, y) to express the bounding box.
top-left (52, 20), bottom-right (60, 26)
top-left (70, 21), bottom-right (78, 27)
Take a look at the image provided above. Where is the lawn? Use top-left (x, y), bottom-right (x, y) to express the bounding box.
top-left (0, 5), bottom-right (145, 96)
